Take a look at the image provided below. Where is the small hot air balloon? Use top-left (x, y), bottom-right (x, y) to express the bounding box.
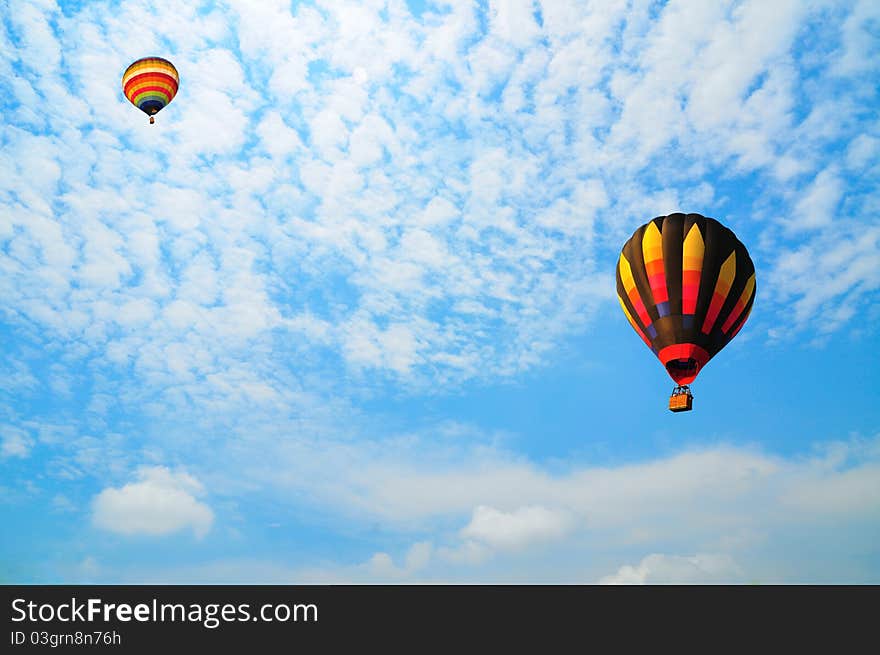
top-left (616, 213), bottom-right (756, 412)
top-left (122, 57), bottom-right (179, 124)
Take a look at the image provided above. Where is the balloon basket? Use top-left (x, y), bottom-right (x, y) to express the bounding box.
top-left (149, 116), bottom-right (155, 124)
top-left (669, 386), bottom-right (693, 413)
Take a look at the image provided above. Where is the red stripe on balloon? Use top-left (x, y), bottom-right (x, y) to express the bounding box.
top-left (701, 292), bottom-right (727, 334)
top-left (627, 289), bottom-right (652, 329)
top-left (124, 72), bottom-right (178, 96)
top-left (728, 306), bottom-right (752, 340)
top-left (721, 299), bottom-right (747, 333)
top-left (648, 272), bottom-right (668, 302)
top-left (682, 270), bottom-right (701, 314)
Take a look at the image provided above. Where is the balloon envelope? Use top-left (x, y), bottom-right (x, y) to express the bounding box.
top-left (122, 57), bottom-right (179, 119)
top-left (616, 213), bottom-right (756, 385)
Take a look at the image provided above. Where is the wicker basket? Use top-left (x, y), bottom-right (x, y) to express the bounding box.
top-left (669, 393), bottom-right (693, 412)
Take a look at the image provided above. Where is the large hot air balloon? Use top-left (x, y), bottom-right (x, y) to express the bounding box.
top-left (616, 213), bottom-right (756, 412)
top-left (122, 57), bottom-right (179, 124)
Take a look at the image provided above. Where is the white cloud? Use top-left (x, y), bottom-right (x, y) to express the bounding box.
top-left (830, 0), bottom-right (880, 77)
top-left (288, 442), bottom-right (779, 524)
top-left (461, 505), bottom-right (575, 551)
top-left (845, 134), bottom-right (879, 171)
top-left (404, 540), bottom-right (433, 572)
top-left (252, 428), bottom-right (880, 580)
top-left (92, 466), bottom-right (214, 538)
top-left (45, 431), bottom-right (880, 583)
top-left (769, 224), bottom-right (880, 333)
top-left (489, 0), bottom-right (542, 48)
top-left (0, 0), bottom-right (874, 399)
top-left (365, 541), bottom-right (434, 580)
top-left (782, 463), bottom-right (880, 517)
top-left (436, 540), bottom-right (493, 567)
top-left (1, 426), bottom-right (33, 458)
top-left (599, 553), bottom-right (743, 584)
top-left (257, 112), bottom-right (304, 159)
top-left (792, 166), bottom-right (843, 231)
top-left (51, 494), bottom-right (77, 513)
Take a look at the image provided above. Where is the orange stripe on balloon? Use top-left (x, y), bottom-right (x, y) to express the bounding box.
top-left (124, 73), bottom-right (178, 97)
top-left (618, 253), bottom-right (653, 330)
top-left (618, 296), bottom-right (651, 348)
top-left (728, 304), bottom-right (752, 340)
top-left (721, 273), bottom-right (755, 333)
top-left (701, 251), bottom-right (736, 334)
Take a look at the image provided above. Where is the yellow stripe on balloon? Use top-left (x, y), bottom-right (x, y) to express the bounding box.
top-left (682, 222), bottom-right (704, 270)
top-left (618, 253), bottom-right (653, 329)
top-left (123, 60), bottom-right (179, 83)
top-left (682, 223), bottom-right (704, 315)
top-left (641, 220), bottom-right (667, 305)
top-left (721, 272), bottom-right (756, 333)
top-left (618, 295), bottom-right (651, 347)
top-left (701, 251), bottom-right (736, 334)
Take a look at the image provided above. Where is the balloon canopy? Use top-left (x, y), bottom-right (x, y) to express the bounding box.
top-left (616, 213), bottom-right (756, 386)
top-left (122, 57), bottom-right (179, 124)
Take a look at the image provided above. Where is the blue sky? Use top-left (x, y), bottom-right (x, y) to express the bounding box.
top-left (1, 0), bottom-right (878, 584)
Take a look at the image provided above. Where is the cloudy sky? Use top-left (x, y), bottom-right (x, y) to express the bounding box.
top-left (1, 0), bottom-right (878, 584)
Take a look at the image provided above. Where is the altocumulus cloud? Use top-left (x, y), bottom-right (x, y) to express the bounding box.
top-left (0, 426), bottom-right (33, 459)
top-left (92, 467), bottom-right (214, 538)
top-left (1, 0), bottom-right (878, 584)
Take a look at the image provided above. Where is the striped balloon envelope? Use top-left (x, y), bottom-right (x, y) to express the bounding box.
top-left (616, 213), bottom-right (756, 406)
top-left (122, 57), bottom-right (179, 124)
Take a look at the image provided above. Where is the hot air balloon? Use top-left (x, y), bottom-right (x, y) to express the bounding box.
top-left (122, 57), bottom-right (179, 124)
top-left (616, 213), bottom-right (756, 412)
